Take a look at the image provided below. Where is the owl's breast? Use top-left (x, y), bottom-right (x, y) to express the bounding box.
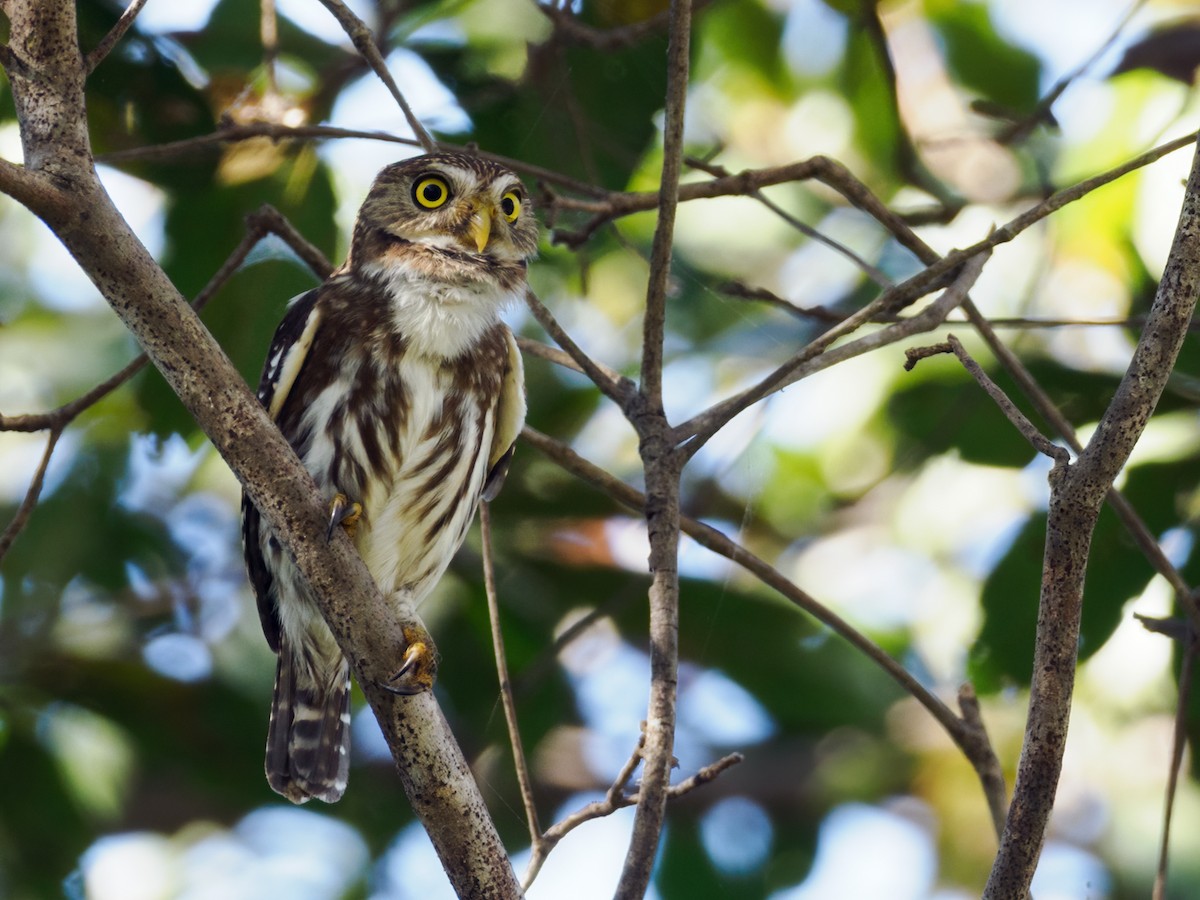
top-left (352, 353), bottom-right (499, 602)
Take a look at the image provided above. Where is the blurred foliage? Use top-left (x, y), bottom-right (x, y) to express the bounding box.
top-left (3, 0), bottom-right (1200, 898)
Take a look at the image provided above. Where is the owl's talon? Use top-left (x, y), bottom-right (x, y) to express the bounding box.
top-left (382, 624), bottom-right (439, 695)
top-left (327, 493), bottom-right (363, 541)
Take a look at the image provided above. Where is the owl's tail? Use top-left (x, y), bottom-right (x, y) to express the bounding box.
top-left (265, 646), bottom-right (351, 804)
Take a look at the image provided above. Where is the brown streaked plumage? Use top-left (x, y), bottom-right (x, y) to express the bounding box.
top-left (241, 152), bottom-right (535, 803)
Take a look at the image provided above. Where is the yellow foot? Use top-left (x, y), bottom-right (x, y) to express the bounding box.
top-left (383, 623), bottom-right (439, 695)
top-left (326, 492), bottom-right (363, 541)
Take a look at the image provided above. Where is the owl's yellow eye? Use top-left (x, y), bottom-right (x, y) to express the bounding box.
top-left (413, 176), bottom-right (450, 209)
top-left (500, 191), bottom-right (522, 222)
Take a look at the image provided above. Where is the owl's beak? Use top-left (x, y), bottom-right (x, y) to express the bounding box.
top-left (468, 206), bottom-right (493, 253)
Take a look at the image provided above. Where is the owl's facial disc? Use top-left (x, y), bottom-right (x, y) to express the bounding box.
top-left (355, 155), bottom-right (535, 269)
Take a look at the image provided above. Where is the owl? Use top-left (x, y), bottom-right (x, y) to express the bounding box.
top-left (241, 152), bottom-right (536, 803)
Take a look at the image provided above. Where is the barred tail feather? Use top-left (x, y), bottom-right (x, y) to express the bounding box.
top-left (266, 648), bottom-right (351, 804)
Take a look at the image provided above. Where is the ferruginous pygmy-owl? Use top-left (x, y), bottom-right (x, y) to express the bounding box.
top-left (241, 152), bottom-right (535, 803)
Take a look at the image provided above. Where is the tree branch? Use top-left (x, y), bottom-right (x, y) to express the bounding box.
top-left (0, 427), bottom-right (61, 564)
top-left (984, 135), bottom-right (1200, 900)
top-left (904, 334), bottom-right (1071, 466)
top-left (522, 288), bottom-right (637, 406)
top-left (616, 0), bottom-right (693, 891)
top-left (524, 727), bottom-right (741, 889)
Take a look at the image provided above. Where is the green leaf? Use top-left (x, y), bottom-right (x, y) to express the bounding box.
top-left (926, 2), bottom-right (1042, 113)
top-left (971, 502), bottom-right (1155, 692)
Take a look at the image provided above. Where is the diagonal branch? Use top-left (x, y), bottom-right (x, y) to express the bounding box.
top-left (995, 0), bottom-right (1147, 145)
top-left (84, 0), bottom-right (150, 74)
top-left (0, 427), bottom-right (62, 564)
top-left (315, 0), bottom-right (436, 153)
top-left (522, 288), bottom-right (637, 407)
top-left (904, 335), bottom-right (1070, 466)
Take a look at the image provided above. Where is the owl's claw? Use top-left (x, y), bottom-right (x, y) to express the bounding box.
top-left (383, 623), bottom-right (439, 695)
top-left (327, 493), bottom-right (362, 541)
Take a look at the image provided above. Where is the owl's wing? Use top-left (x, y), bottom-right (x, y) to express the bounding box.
top-left (482, 326), bottom-right (526, 502)
top-left (242, 289), bottom-right (324, 653)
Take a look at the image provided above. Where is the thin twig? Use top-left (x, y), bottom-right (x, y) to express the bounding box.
top-left (522, 288), bottom-right (637, 406)
top-left (514, 335), bottom-right (629, 386)
top-left (1152, 630), bottom-right (1196, 900)
top-left (525, 732), bottom-right (742, 889)
top-left (84, 0), bottom-right (150, 73)
top-left (248, 203), bottom-right (334, 277)
top-left (958, 684), bottom-right (1007, 840)
top-left (315, 0), bottom-right (437, 152)
top-left (905, 334), bottom-right (1071, 466)
top-left (0, 427), bottom-right (62, 564)
top-left (480, 504), bottom-right (542, 852)
top-left (685, 157), bottom-right (892, 288)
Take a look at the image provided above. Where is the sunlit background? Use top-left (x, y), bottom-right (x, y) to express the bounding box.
top-left (4, 0), bottom-right (1200, 897)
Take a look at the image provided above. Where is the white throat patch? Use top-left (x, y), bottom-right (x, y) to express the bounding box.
top-left (362, 260), bottom-right (518, 359)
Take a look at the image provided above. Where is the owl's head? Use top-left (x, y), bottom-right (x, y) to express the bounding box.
top-left (351, 153), bottom-right (538, 269)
